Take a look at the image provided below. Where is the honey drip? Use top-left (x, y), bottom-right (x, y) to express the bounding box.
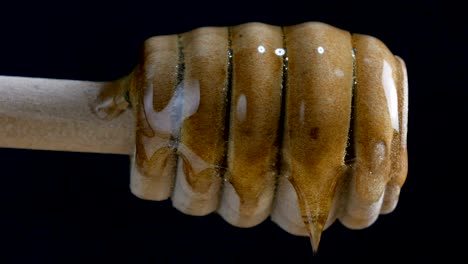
top-left (293, 182), bottom-right (325, 254)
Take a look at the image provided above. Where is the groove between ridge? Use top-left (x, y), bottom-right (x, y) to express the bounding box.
top-left (276, 26), bottom-right (288, 181)
top-left (173, 34), bottom-right (185, 164)
top-left (174, 34), bottom-right (185, 144)
top-left (220, 27), bottom-right (234, 176)
top-left (345, 44), bottom-right (357, 165)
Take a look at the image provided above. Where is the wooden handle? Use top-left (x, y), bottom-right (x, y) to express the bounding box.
top-left (0, 75), bottom-right (134, 154)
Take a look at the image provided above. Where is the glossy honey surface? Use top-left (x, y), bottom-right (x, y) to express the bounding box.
top-left (97, 21), bottom-right (409, 252)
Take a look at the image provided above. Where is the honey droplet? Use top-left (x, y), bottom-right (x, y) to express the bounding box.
top-left (291, 178), bottom-right (327, 254)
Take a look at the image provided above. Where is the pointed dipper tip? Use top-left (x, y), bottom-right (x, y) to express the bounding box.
top-left (306, 220), bottom-right (323, 255)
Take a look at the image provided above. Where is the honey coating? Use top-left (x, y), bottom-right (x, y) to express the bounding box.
top-left (129, 35), bottom-right (179, 201)
top-left (352, 35), bottom-right (395, 202)
top-left (279, 22), bottom-right (353, 251)
top-left (172, 27), bottom-right (229, 215)
top-left (381, 56), bottom-right (408, 214)
top-left (339, 35), bottom-right (408, 229)
top-left (218, 23), bottom-right (283, 227)
top-left (96, 21), bottom-right (409, 253)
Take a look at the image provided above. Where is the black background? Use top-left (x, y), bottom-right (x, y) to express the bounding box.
top-left (0, 1), bottom-right (466, 263)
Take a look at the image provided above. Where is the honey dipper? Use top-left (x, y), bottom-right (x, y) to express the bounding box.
top-left (0, 21), bottom-right (408, 253)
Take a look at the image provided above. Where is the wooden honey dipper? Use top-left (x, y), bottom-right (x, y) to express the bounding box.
top-left (0, 21), bottom-right (408, 253)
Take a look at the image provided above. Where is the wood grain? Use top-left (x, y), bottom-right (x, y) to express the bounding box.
top-left (0, 75), bottom-right (134, 154)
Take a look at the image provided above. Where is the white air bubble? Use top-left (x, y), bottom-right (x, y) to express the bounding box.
top-left (275, 48), bottom-right (285, 56)
top-left (317, 46), bottom-right (324, 54)
top-left (257, 45), bottom-right (266, 53)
